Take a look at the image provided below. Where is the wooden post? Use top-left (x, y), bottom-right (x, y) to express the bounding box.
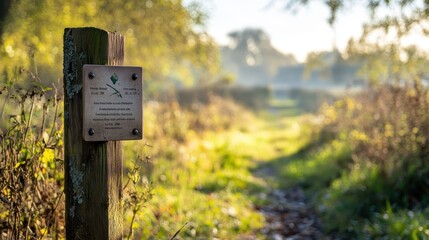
top-left (63, 27), bottom-right (124, 239)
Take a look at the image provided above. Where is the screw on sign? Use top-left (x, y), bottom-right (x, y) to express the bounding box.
top-left (132, 73), bottom-right (138, 80)
top-left (132, 128), bottom-right (139, 135)
top-left (88, 128), bottom-right (95, 136)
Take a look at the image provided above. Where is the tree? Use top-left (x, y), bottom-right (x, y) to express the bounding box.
top-left (284, 0), bottom-right (429, 26)
top-left (0, 0), bottom-right (12, 37)
top-left (0, 0), bottom-right (219, 92)
top-left (284, 0), bottom-right (429, 84)
top-left (221, 28), bottom-right (297, 86)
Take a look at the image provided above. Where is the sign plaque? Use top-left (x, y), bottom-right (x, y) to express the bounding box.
top-left (82, 65), bottom-right (143, 141)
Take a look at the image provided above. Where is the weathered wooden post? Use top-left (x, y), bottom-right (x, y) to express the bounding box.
top-left (63, 27), bottom-right (142, 239)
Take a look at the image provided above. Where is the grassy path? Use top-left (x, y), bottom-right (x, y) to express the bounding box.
top-left (123, 101), bottom-right (330, 239)
top-left (247, 103), bottom-right (327, 239)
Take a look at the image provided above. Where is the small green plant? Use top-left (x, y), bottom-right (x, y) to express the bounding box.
top-left (123, 150), bottom-right (153, 240)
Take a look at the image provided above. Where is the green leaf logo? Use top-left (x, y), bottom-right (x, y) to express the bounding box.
top-left (110, 73), bottom-right (119, 85)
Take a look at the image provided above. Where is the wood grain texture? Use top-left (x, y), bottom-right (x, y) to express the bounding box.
top-left (63, 27), bottom-right (123, 240)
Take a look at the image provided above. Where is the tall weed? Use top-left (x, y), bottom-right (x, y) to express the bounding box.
top-left (0, 78), bottom-right (64, 238)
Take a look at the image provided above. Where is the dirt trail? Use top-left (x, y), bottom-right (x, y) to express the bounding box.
top-left (253, 167), bottom-right (325, 240)
top-left (247, 106), bottom-right (328, 240)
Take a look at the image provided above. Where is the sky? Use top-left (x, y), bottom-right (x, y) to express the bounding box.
top-left (197, 0), bottom-right (370, 62)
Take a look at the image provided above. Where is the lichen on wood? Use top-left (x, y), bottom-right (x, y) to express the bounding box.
top-left (63, 29), bottom-right (81, 100)
top-left (69, 157), bottom-right (84, 218)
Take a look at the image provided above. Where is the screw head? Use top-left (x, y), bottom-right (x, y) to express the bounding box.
top-left (88, 72), bottom-right (95, 79)
top-left (132, 73), bottom-right (138, 80)
top-left (88, 128), bottom-right (95, 136)
top-left (132, 128), bottom-right (139, 135)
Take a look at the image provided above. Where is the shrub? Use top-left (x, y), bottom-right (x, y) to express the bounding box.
top-left (323, 83), bottom-right (429, 193)
top-left (318, 82), bottom-right (429, 237)
top-left (0, 81), bottom-right (64, 238)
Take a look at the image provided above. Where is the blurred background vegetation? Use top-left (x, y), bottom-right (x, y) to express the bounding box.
top-left (2, 0), bottom-right (429, 239)
top-left (0, 0), bottom-right (220, 93)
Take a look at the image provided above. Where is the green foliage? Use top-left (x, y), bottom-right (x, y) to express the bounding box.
top-left (303, 83), bottom-right (429, 237)
top-left (362, 207), bottom-right (429, 238)
top-left (0, 0), bottom-right (219, 89)
top-left (324, 85), bottom-right (429, 183)
top-left (0, 75), bottom-right (64, 238)
top-left (319, 165), bottom-right (387, 234)
top-left (285, 0), bottom-right (429, 28)
top-left (317, 160), bottom-right (429, 238)
top-left (346, 37), bottom-right (429, 85)
top-left (279, 139), bottom-right (351, 190)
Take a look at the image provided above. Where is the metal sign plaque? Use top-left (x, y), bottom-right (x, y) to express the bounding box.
top-left (83, 65), bottom-right (143, 141)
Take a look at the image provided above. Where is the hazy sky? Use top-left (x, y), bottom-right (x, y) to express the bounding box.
top-left (199, 0), bottom-right (370, 62)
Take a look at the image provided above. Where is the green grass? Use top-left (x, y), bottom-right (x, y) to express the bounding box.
top-left (361, 207), bottom-right (429, 239)
top-left (123, 123), bottom-right (271, 239)
top-left (271, 138), bottom-right (351, 190)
